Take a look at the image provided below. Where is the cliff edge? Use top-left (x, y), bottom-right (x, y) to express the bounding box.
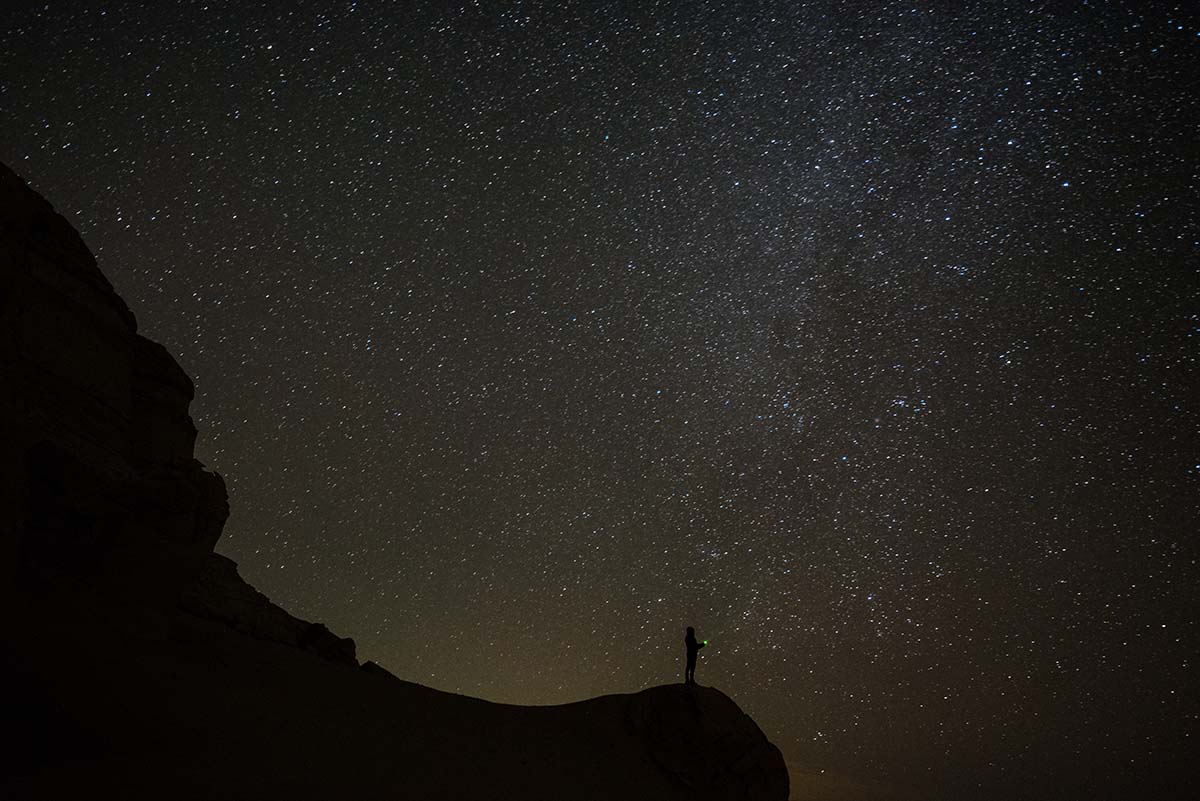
top-left (0, 162), bottom-right (788, 800)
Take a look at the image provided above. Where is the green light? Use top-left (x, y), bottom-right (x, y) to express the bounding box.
top-left (703, 640), bottom-right (709, 645)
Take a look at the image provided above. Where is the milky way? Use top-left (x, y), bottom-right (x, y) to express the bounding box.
top-left (3, 2), bottom-right (1196, 797)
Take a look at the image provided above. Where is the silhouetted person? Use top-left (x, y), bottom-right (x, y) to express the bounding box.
top-left (684, 626), bottom-right (706, 685)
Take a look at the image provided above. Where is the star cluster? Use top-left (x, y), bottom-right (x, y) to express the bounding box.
top-left (3, 2), bottom-right (1196, 797)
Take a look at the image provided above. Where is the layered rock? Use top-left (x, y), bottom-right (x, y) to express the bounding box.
top-left (0, 162), bottom-right (353, 662)
top-left (634, 683), bottom-right (791, 799)
top-left (180, 552), bottom-right (356, 663)
top-left (1, 160), bottom-right (224, 603)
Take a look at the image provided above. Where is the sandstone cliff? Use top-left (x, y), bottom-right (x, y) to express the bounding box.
top-left (0, 162), bottom-right (788, 800)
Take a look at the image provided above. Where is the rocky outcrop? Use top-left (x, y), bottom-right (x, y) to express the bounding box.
top-left (633, 685), bottom-right (790, 801)
top-left (0, 162), bottom-right (345, 646)
top-left (181, 552), bottom-right (356, 664)
top-left (1, 162), bottom-right (787, 801)
top-left (1, 160), bottom-right (229, 606)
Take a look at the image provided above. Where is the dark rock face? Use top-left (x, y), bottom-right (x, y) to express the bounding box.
top-left (1, 161), bottom-right (225, 604)
top-left (181, 552), bottom-right (357, 664)
top-left (633, 686), bottom-right (791, 801)
top-left (1, 162), bottom-right (787, 801)
top-left (0, 161), bottom-right (349, 655)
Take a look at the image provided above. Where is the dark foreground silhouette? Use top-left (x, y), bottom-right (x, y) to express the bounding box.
top-left (0, 161), bottom-right (788, 800)
top-left (685, 625), bottom-right (707, 685)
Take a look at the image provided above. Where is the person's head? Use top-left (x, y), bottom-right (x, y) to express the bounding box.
top-left (686, 626), bottom-right (695, 637)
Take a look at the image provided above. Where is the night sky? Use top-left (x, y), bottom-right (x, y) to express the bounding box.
top-left (3, 2), bottom-right (1196, 797)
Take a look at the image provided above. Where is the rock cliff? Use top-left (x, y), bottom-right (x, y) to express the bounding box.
top-left (0, 162), bottom-right (788, 800)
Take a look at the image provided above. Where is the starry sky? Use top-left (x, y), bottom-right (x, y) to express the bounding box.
top-left (3, 2), bottom-right (1197, 798)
